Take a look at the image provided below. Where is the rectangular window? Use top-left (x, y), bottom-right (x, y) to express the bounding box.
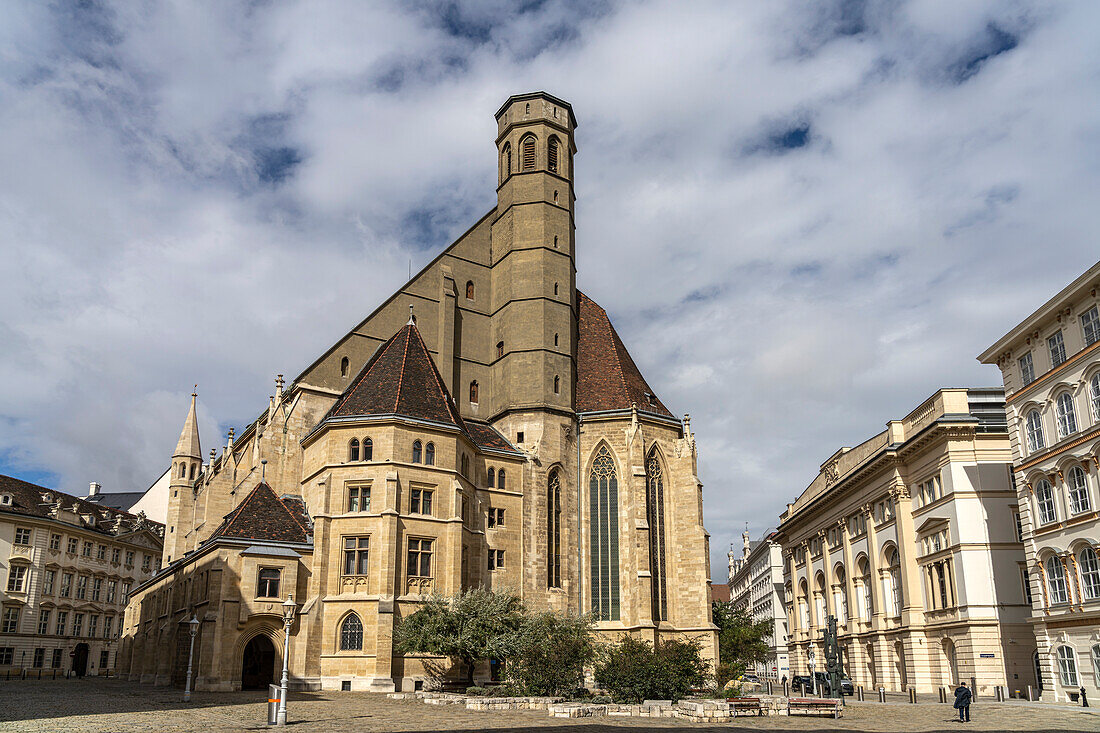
top-left (107, 580), bottom-right (117, 604)
top-left (1013, 511), bottom-right (1024, 542)
top-left (88, 615), bottom-right (98, 638)
top-left (1082, 306), bottom-right (1100, 346)
top-left (49, 534), bottom-right (61, 551)
top-left (76, 575), bottom-right (87, 600)
top-left (256, 568), bottom-right (281, 599)
top-left (347, 485), bottom-right (370, 513)
top-left (55, 611), bottom-right (67, 636)
top-left (67, 537), bottom-right (78, 554)
top-left (0, 648), bottom-right (12, 665)
top-left (91, 578), bottom-right (102, 602)
top-left (33, 648), bottom-right (44, 668)
top-left (72, 613), bottom-right (83, 637)
top-left (125, 551), bottom-right (134, 566)
top-left (43, 570), bottom-right (55, 595)
top-left (141, 555), bottom-right (151, 572)
top-left (38, 609), bottom-right (50, 635)
top-left (111, 548), bottom-right (120, 564)
top-left (14, 528), bottom-right (31, 545)
top-left (96, 545), bottom-right (107, 560)
top-left (410, 488), bottom-right (433, 515)
top-left (1021, 569), bottom-right (1033, 605)
top-left (51, 649), bottom-right (62, 668)
top-left (103, 616), bottom-right (113, 638)
top-left (488, 549), bottom-right (505, 570)
top-left (100, 650), bottom-right (110, 669)
top-left (6, 566), bottom-right (27, 592)
top-left (343, 536), bottom-right (369, 576)
top-left (60, 573), bottom-right (73, 598)
top-left (82, 541), bottom-right (93, 557)
top-left (407, 538), bottom-right (433, 578)
top-left (1018, 352), bottom-right (1035, 386)
top-left (1, 608), bottom-right (19, 633)
top-left (1048, 330), bottom-right (1067, 367)
top-left (121, 581), bottom-right (131, 605)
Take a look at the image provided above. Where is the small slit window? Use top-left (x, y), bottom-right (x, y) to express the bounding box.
top-left (497, 341), bottom-right (504, 359)
top-left (554, 376), bottom-right (560, 394)
top-left (501, 142), bottom-right (511, 181)
top-left (554, 333), bottom-right (559, 347)
top-left (466, 281), bottom-right (474, 300)
top-left (548, 136), bottom-right (560, 173)
top-left (470, 381), bottom-right (479, 404)
top-left (425, 442), bottom-right (435, 466)
top-left (553, 282), bottom-right (558, 296)
top-left (340, 357), bottom-right (349, 377)
top-left (521, 135), bottom-right (536, 171)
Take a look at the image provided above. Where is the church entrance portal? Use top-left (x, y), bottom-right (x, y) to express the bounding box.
top-left (241, 636), bottom-right (275, 690)
top-left (73, 643), bottom-right (89, 677)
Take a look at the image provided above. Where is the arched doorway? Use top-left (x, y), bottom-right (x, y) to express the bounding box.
top-left (942, 639), bottom-right (958, 685)
top-left (73, 643), bottom-right (89, 677)
top-left (241, 636), bottom-right (275, 690)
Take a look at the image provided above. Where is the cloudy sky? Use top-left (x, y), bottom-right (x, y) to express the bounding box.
top-left (2, 0), bottom-right (1098, 577)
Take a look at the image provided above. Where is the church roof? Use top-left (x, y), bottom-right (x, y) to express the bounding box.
top-left (326, 320), bottom-right (465, 428)
top-left (577, 292), bottom-right (673, 418)
top-left (211, 482), bottom-right (311, 544)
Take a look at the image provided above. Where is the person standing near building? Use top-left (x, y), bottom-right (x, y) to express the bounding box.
top-left (954, 681), bottom-right (972, 722)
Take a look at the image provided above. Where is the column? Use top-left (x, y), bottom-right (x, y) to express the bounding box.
top-left (891, 484), bottom-right (925, 627)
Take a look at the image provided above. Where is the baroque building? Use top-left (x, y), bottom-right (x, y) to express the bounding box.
top-left (727, 530), bottom-right (788, 681)
top-left (119, 92), bottom-right (717, 693)
top-left (978, 260), bottom-right (1100, 704)
top-left (776, 388), bottom-right (1036, 696)
top-left (0, 474), bottom-right (164, 677)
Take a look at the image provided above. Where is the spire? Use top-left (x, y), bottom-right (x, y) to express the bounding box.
top-left (173, 388), bottom-right (202, 460)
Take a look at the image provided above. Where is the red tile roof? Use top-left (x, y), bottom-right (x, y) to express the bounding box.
top-left (577, 292), bottom-right (673, 417)
top-left (212, 483), bottom-right (310, 544)
top-left (464, 421), bottom-right (521, 454)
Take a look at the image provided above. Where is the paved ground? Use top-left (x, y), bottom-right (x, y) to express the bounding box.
top-left (0, 679), bottom-right (1097, 732)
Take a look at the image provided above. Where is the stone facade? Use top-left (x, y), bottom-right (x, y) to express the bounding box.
top-left (120, 92), bottom-right (717, 693)
top-left (728, 530), bottom-right (788, 680)
top-left (776, 388), bottom-right (1036, 696)
top-left (0, 474), bottom-right (163, 677)
top-left (978, 260), bottom-right (1100, 704)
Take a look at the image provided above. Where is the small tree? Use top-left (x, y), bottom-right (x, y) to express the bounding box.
top-left (712, 600), bottom-right (772, 687)
top-left (506, 611), bottom-right (595, 696)
top-left (595, 636), bottom-right (707, 703)
top-left (394, 589), bottom-right (525, 686)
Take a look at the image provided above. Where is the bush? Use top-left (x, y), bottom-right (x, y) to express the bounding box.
top-left (590, 695), bottom-right (613, 704)
top-left (505, 611), bottom-right (596, 697)
top-left (594, 636), bottom-right (708, 704)
top-left (465, 686), bottom-right (487, 697)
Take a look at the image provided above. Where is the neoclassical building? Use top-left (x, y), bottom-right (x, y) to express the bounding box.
top-left (727, 530), bottom-right (788, 681)
top-left (979, 260), bottom-right (1100, 704)
top-left (776, 388), bottom-right (1035, 696)
top-left (119, 92), bottom-right (717, 693)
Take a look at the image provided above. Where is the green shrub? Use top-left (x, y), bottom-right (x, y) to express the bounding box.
top-left (590, 695), bottom-right (613, 704)
top-left (505, 611), bottom-right (596, 697)
top-left (594, 636), bottom-right (708, 704)
top-left (465, 686), bottom-right (487, 696)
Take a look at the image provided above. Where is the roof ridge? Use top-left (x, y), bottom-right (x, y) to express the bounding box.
top-left (393, 325), bottom-right (412, 414)
top-left (409, 322), bottom-right (464, 427)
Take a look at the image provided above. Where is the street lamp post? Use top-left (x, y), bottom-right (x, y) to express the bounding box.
top-left (808, 649), bottom-right (817, 695)
top-left (276, 595), bottom-right (296, 727)
top-left (183, 616), bottom-right (200, 702)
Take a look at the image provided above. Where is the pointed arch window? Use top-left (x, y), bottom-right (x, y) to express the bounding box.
top-left (340, 613), bottom-right (363, 651)
top-left (349, 438), bottom-right (360, 462)
top-left (362, 438), bottom-right (372, 461)
top-left (469, 381), bottom-right (479, 404)
top-left (500, 142), bottom-right (511, 181)
top-left (589, 445), bottom-right (620, 621)
top-left (497, 468), bottom-right (506, 490)
top-left (466, 281), bottom-right (474, 300)
top-left (460, 453), bottom-right (469, 477)
top-left (179, 463), bottom-right (187, 479)
top-left (425, 442), bottom-right (435, 466)
top-left (412, 440), bottom-right (422, 464)
top-left (520, 134), bottom-right (536, 171)
top-left (340, 357), bottom-right (350, 377)
top-left (548, 136), bottom-right (560, 174)
top-left (645, 448), bottom-right (668, 621)
top-left (487, 467), bottom-right (495, 488)
top-left (547, 469), bottom-right (562, 588)
top-left (553, 376), bottom-right (560, 394)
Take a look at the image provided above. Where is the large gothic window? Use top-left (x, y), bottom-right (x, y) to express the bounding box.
top-left (589, 445), bottom-right (620, 621)
top-left (645, 449), bottom-right (668, 621)
top-left (340, 613), bottom-right (363, 651)
top-left (547, 469), bottom-right (562, 588)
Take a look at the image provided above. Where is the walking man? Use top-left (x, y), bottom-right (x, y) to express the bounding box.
top-left (954, 681), bottom-right (972, 722)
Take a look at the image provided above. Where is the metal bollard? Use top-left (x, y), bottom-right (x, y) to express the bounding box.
top-left (766, 681), bottom-right (772, 695)
top-left (783, 681), bottom-right (789, 697)
top-left (971, 677), bottom-right (978, 700)
top-left (878, 687), bottom-right (886, 703)
top-left (995, 686), bottom-right (1003, 702)
top-left (939, 687), bottom-right (946, 704)
top-left (909, 688), bottom-right (917, 704)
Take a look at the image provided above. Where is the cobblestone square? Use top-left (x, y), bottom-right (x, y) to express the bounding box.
top-left (0, 679), bottom-right (1097, 733)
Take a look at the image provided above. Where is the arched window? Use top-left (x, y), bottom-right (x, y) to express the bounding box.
top-left (412, 440), bottom-right (422, 464)
top-left (1055, 392), bottom-right (1077, 437)
top-left (425, 442), bottom-right (435, 466)
top-left (1093, 645), bottom-right (1100, 688)
top-left (497, 468), bottom-right (506, 490)
top-left (833, 565), bottom-right (848, 624)
top-left (1090, 372), bottom-right (1100, 420)
top-left (553, 376), bottom-right (560, 394)
top-left (1056, 645), bottom-right (1079, 686)
top-left (362, 438), bottom-right (373, 461)
top-left (340, 613), bottom-right (363, 651)
top-left (525, 102), bottom-right (530, 114)
top-left (460, 453), bottom-right (469, 477)
top-left (548, 136), bottom-right (560, 173)
top-left (1079, 547), bottom-right (1100, 600)
top-left (487, 467), bottom-right (495, 487)
top-left (1068, 465), bottom-right (1092, 514)
top-left (340, 356), bottom-right (350, 377)
top-left (1026, 410), bottom-right (1045, 453)
top-left (1046, 556), bottom-right (1069, 604)
top-left (189, 463), bottom-right (196, 479)
top-left (520, 134), bottom-right (536, 171)
top-left (554, 333), bottom-right (559, 346)
top-left (814, 572), bottom-right (827, 626)
top-left (885, 546), bottom-right (902, 617)
top-left (645, 448), bottom-right (667, 621)
top-left (589, 445), bottom-right (620, 621)
top-left (547, 469), bottom-right (561, 588)
top-left (469, 381), bottom-right (479, 404)
top-left (1035, 479), bottom-right (1057, 525)
top-left (179, 463), bottom-right (187, 479)
top-left (497, 341), bottom-right (504, 359)
top-left (856, 556), bottom-right (872, 620)
top-left (466, 280), bottom-right (474, 300)
top-left (500, 142), bottom-right (511, 180)
top-left (553, 282), bottom-right (558, 296)
top-left (349, 438), bottom-right (360, 462)
top-left (797, 580), bottom-right (809, 630)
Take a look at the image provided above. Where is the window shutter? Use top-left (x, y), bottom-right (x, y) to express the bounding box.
top-left (521, 136), bottom-right (536, 171)
top-left (548, 138), bottom-right (558, 173)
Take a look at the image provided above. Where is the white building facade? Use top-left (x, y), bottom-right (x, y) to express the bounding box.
top-left (728, 531), bottom-right (789, 680)
top-left (979, 261), bottom-right (1100, 704)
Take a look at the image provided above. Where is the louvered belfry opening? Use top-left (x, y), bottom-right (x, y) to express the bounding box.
top-left (521, 134), bottom-right (536, 171)
top-left (548, 136), bottom-right (559, 173)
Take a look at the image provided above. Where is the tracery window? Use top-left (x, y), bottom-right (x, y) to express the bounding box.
top-left (645, 449), bottom-right (668, 621)
top-left (1055, 392), bottom-right (1077, 437)
top-left (1068, 466), bottom-right (1091, 515)
top-left (412, 440), bottom-right (422, 464)
top-left (589, 445), bottom-right (620, 621)
top-left (340, 613), bottom-right (363, 651)
top-left (547, 470), bottom-right (561, 588)
top-left (1025, 410), bottom-right (1045, 453)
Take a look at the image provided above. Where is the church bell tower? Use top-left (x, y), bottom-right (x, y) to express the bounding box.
top-left (164, 390), bottom-right (201, 562)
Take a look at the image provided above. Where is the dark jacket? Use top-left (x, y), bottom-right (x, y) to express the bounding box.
top-left (954, 686), bottom-right (972, 708)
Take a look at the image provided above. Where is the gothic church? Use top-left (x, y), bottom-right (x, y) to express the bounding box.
top-left (120, 92), bottom-right (717, 692)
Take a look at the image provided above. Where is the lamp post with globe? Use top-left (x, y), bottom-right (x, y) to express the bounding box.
top-left (183, 616), bottom-right (200, 702)
top-left (276, 595), bottom-right (297, 726)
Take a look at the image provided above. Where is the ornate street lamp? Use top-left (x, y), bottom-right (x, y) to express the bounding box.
top-left (183, 616), bottom-right (200, 702)
top-left (276, 594), bottom-right (297, 727)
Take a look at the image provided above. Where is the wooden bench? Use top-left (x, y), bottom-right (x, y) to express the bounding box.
top-left (788, 697), bottom-right (841, 718)
top-left (726, 697), bottom-right (762, 716)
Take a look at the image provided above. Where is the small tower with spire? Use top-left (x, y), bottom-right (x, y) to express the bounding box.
top-left (165, 388), bottom-right (202, 562)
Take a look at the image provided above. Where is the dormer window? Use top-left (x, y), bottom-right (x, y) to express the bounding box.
top-left (0, 494), bottom-right (11, 506)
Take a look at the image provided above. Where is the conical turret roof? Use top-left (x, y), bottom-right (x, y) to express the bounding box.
top-left (173, 391), bottom-right (202, 459)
